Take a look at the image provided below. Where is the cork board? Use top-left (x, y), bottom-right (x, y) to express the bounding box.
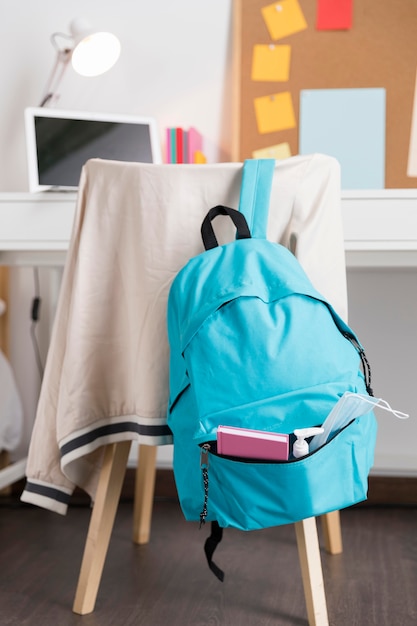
top-left (232, 0), bottom-right (417, 188)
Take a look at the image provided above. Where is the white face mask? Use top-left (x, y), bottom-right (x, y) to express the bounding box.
top-left (309, 392), bottom-right (409, 453)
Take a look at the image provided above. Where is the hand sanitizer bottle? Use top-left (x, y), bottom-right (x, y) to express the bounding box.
top-left (293, 427), bottom-right (324, 458)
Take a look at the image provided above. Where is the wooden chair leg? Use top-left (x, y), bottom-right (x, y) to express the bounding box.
top-left (320, 510), bottom-right (343, 555)
top-left (72, 440), bottom-right (131, 615)
top-left (294, 517), bottom-right (329, 626)
top-left (132, 444), bottom-right (157, 545)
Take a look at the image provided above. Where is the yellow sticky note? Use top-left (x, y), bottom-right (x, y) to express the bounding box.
top-left (251, 44), bottom-right (291, 82)
top-left (261, 0), bottom-right (308, 41)
top-left (254, 92), bottom-right (296, 134)
top-left (252, 142), bottom-right (292, 160)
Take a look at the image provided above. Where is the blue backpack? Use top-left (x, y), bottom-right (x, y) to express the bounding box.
top-left (167, 159), bottom-right (377, 579)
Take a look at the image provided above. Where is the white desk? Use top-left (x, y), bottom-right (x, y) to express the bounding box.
top-left (0, 192), bottom-right (76, 267)
top-left (341, 189), bottom-right (417, 267)
top-left (1, 189), bottom-right (417, 267)
top-left (0, 189), bottom-right (416, 489)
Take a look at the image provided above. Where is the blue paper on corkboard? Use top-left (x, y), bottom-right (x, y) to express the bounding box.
top-left (299, 88), bottom-right (386, 189)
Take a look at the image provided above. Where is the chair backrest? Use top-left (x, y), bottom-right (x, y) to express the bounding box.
top-left (24, 153), bottom-right (349, 514)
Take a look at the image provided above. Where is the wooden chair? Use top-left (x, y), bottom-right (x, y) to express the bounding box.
top-left (67, 157), bottom-right (347, 625)
top-left (23, 157), bottom-right (346, 625)
top-left (72, 441), bottom-right (342, 625)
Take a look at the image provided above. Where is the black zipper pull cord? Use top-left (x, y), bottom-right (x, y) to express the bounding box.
top-left (199, 444), bottom-right (210, 528)
top-left (342, 331), bottom-right (374, 396)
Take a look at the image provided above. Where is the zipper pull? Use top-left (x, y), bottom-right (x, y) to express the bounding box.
top-left (200, 443), bottom-right (210, 468)
top-left (200, 443), bottom-right (211, 528)
top-left (343, 331), bottom-right (374, 396)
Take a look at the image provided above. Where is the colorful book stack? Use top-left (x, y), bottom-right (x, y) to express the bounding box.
top-left (165, 127), bottom-right (207, 164)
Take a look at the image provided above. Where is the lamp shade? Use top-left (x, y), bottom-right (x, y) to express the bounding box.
top-left (69, 18), bottom-right (121, 77)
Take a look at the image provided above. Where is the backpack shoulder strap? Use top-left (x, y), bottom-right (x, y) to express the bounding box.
top-left (237, 159), bottom-right (275, 239)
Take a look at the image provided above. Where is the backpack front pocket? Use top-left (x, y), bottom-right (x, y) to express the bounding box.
top-left (199, 413), bottom-right (377, 531)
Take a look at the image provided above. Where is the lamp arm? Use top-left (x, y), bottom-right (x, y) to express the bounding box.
top-left (39, 48), bottom-right (72, 107)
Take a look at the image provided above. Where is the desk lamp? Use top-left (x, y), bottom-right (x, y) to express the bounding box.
top-left (39, 17), bottom-right (121, 107)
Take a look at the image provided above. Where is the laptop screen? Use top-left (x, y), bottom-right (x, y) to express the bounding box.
top-left (25, 108), bottom-right (162, 192)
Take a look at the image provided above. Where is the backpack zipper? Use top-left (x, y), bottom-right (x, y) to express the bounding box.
top-left (342, 331), bottom-right (374, 396)
top-left (199, 444), bottom-right (211, 527)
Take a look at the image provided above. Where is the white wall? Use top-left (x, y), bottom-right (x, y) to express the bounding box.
top-left (347, 268), bottom-right (417, 476)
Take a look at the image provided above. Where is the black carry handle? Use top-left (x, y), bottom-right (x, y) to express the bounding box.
top-left (201, 205), bottom-right (252, 250)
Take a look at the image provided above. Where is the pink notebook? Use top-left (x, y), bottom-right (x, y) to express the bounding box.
top-left (187, 126), bottom-right (203, 163)
top-left (217, 425), bottom-right (289, 461)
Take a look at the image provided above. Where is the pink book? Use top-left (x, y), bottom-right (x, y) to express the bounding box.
top-left (187, 126), bottom-right (202, 163)
top-left (217, 425), bottom-right (289, 461)
top-left (165, 127), bottom-right (171, 163)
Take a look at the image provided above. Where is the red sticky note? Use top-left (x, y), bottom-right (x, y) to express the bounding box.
top-left (316, 0), bottom-right (353, 30)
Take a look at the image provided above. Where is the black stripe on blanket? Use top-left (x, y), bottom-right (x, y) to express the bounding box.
top-left (24, 481), bottom-right (71, 504)
top-left (60, 421), bottom-right (172, 458)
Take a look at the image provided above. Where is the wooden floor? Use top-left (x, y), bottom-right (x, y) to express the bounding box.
top-left (0, 493), bottom-right (416, 626)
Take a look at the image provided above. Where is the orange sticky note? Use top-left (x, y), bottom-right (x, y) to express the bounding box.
top-left (254, 92), bottom-right (296, 134)
top-left (251, 44), bottom-right (291, 82)
top-left (261, 0), bottom-right (308, 41)
top-left (252, 142), bottom-right (292, 159)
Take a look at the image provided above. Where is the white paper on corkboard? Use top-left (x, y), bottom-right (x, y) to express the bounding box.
top-left (407, 68), bottom-right (417, 178)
